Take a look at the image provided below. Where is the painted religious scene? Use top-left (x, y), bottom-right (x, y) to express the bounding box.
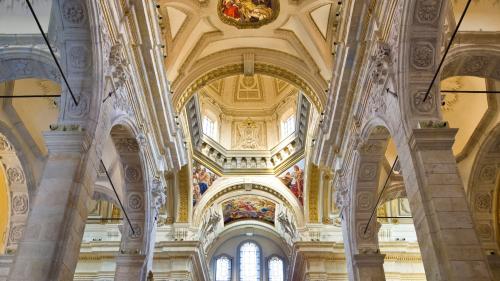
top-left (193, 162), bottom-right (218, 206)
top-left (278, 159), bottom-right (305, 204)
top-left (219, 0), bottom-right (279, 28)
top-left (222, 196), bottom-right (276, 225)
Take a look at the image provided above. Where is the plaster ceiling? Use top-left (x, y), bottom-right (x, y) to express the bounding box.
top-left (441, 76), bottom-right (489, 155)
top-left (158, 0), bottom-right (339, 85)
top-left (452, 0), bottom-right (500, 31)
top-left (10, 78), bottom-right (59, 155)
top-left (0, 0), bottom-right (52, 34)
top-left (199, 74), bottom-right (298, 114)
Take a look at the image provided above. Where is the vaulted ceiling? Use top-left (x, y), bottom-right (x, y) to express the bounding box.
top-left (158, 0), bottom-right (340, 111)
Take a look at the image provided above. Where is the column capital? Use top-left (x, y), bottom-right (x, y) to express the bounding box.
top-left (409, 128), bottom-right (458, 151)
top-left (353, 253), bottom-right (385, 266)
top-left (43, 130), bottom-right (88, 154)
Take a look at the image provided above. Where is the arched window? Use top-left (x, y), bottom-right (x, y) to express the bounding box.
top-left (239, 241), bottom-right (261, 281)
top-left (215, 255), bottom-right (232, 281)
top-left (268, 256), bottom-right (284, 281)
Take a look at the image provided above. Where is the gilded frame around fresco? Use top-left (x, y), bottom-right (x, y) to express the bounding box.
top-left (217, 0), bottom-right (280, 29)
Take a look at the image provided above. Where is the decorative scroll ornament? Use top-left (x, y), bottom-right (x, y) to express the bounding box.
top-left (109, 44), bottom-right (130, 89)
top-left (370, 41), bottom-right (392, 85)
top-left (151, 179), bottom-right (167, 212)
top-left (334, 175), bottom-right (350, 211)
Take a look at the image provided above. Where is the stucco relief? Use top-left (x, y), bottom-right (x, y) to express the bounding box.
top-left (414, 0), bottom-right (441, 24)
top-left (128, 193), bottom-right (143, 210)
top-left (358, 163), bottom-right (377, 181)
top-left (62, 0), bottom-right (86, 25)
top-left (69, 46), bottom-right (90, 70)
top-left (6, 167), bottom-right (25, 184)
top-left (479, 164), bottom-right (496, 183)
top-left (477, 223), bottom-right (493, 241)
top-left (463, 56), bottom-right (490, 77)
top-left (11, 193), bottom-right (28, 215)
top-left (67, 92), bottom-right (90, 119)
top-left (115, 138), bottom-right (140, 153)
top-left (412, 91), bottom-right (435, 113)
top-left (411, 42), bottom-right (434, 70)
top-left (370, 41), bottom-right (391, 85)
top-left (0, 135), bottom-right (12, 151)
top-left (125, 165), bottom-right (142, 183)
top-left (8, 224), bottom-right (25, 243)
top-left (475, 192), bottom-right (492, 212)
top-left (128, 224), bottom-right (143, 239)
top-left (356, 192), bottom-right (373, 211)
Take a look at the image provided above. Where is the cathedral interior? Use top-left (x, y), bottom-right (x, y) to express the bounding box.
top-left (0, 0), bottom-right (500, 280)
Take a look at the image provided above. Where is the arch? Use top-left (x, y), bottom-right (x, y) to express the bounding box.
top-left (442, 45), bottom-right (500, 81)
top-left (106, 121), bottom-right (152, 255)
top-left (467, 123), bottom-right (500, 253)
top-left (0, 132), bottom-right (30, 254)
top-left (0, 47), bottom-right (60, 84)
top-left (171, 48), bottom-right (327, 112)
top-left (192, 176), bottom-right (305, 227)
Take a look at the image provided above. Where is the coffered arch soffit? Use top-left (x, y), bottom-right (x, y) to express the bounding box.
top-left (442, 45), bottom-right (500, 81)
top-left (467, 123), bottom-right (500, 253)
top-left (192, 176), bottom-right (305, 228)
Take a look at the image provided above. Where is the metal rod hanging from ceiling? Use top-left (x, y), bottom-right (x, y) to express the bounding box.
top-left (99, 159), bottom-right (135, 235)
top-left (0, 94), bottom-right (61, 98)
top-left (440, 90), bottom-right (500, 94)
top-left (363, 156), bottom-right (399, 234)
top-left (377, 216), bottom-right (413, 219)
top-left (25, 0), bottom-right (79, 106)
top-left (422, 0), bottom-right (472, 102)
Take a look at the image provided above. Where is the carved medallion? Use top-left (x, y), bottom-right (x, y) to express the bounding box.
top-left (125, 165), bottom-right (142, 183)
top-left (475, 192), bottom-right (492, 212)
top-left (411, 43), bottom-right (434, 69)
top-left (218, 0), bottom-right (280, 29)
top-left (128, 224), bottom-right (142, 239)
top-left (9, 224), bottom-right (25, 243)
top-left (11, 194), bottom-right (28, 215)
top-left (6, 167), bottom-right (25, 184)
top-left (128, 193), bottom-right (143, 210)
top-left (62, 0), bottom-right (86, 25)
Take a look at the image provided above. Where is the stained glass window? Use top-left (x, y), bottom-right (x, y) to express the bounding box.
top-left (239, 242), bottom-right (260, 281)
top-left (268, 256), bottom-right (284, 281)
top-left (215, 256), bottom-right (232, 281)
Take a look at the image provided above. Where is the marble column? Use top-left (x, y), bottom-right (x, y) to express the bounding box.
top-left (353, 253), bottom-right (386, 281)
top-left (114, 254), bottom-right (147, 281)
top-left (8, 131), bottom-right (91, 281)
top-left (405, 128), bottom-right (493, 280)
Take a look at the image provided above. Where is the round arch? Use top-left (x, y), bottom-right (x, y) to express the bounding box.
top-left (467, 123), bottom-right (500, 253)
top-left (442, 45), bottom-right (500, 81)
top-left (0, 132), bottom-right (29, 254)
top-left (192, 176), bottom-right (305, 228)
top-left (171, 48), bottom-right (327, 112)
top-left (0, 47), bottom-right (60, 84)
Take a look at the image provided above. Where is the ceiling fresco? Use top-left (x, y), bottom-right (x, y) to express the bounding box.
top-left (218, 0), bottom-right (279, 28)
top-left (222, 195), bottom-right (276, 225)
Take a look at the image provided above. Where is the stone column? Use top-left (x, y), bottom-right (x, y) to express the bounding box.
top-left (353, 253), bottom-right (386, 281)
top-left (289, 242), bottom-right (338, 281)
top-left (405, 128), bottom-right (493, 280)
top-left (114, 254), bottom-right (147, 281)
top-left (8, 131), bottom-right (91, 281)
